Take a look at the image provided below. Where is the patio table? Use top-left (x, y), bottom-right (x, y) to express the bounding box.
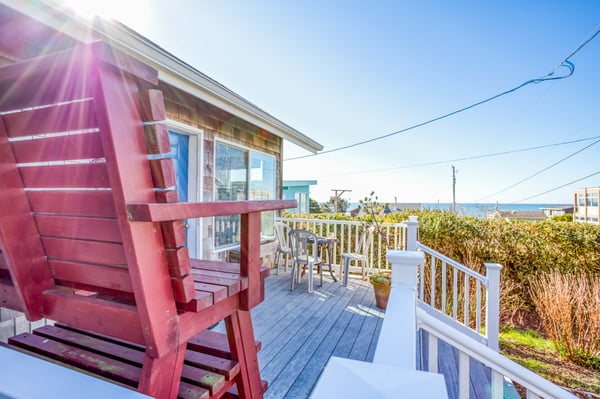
top-left (308, 235), bottom-right (338, 282)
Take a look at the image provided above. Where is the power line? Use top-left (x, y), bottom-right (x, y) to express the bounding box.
top-left (479, 137), bottom-right (600, 201)
top-left (514, 169), bottom-right (600, 203)
top-left (319, 135), bottom-right (600, 177)
top-left (285, 27), bottom-right (600, 162)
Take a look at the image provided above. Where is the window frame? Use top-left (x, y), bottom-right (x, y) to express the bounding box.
top-left (213, 139), bottom-right (276, 251)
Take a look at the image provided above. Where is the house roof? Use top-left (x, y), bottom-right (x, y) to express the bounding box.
top-left (495, 210), bottom-right (547, 220)
top-left (2, 0), bottom-right (323, 154)
top-left (283, 180), bottom-right (318, 188)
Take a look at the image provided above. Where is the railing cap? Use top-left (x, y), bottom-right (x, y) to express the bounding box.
top-left (386, 250), bottom-right (424, 265)
top-left (484, 262), bottom-right (503, 271)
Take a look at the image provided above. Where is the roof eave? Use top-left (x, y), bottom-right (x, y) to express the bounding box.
top-left (5, 0), bottom-right (323, 153)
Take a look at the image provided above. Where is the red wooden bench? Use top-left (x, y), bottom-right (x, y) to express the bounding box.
top-left (0, 41), bottom-right (294, 399)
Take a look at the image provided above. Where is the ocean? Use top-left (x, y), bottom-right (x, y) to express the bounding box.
top-left (420, 203), bottom-right (571, 219)
top-left (347, 202), bottom-right (572, 219)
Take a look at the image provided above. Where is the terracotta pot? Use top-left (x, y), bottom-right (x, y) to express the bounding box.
top-left (371, 280), bottom-right (391, 310)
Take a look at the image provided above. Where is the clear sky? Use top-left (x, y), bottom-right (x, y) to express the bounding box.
top-left (61, 0), bottom-right (600, 205)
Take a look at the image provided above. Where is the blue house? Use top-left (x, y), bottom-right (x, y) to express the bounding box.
top-left (283, 180), bottom-right (317, 214)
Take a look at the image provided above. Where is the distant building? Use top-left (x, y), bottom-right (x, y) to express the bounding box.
top-left (283, 180), bottom-right (317, 214)
top-left (540, 206), bottom-right (574, 218)
top-left (488, 210), bottom-right (547, 221)
top-left (573, 188), bottom-right (599, 225)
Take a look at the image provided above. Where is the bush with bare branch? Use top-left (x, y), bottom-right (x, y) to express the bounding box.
top-left (529, 270), bottom-right (600, 369)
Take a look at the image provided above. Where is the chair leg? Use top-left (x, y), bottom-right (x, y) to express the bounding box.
top-left (226, 310), bottom-right (264, 399)
top-left (307, 263), bottom-right (313, 293)
top-left (319, 263), bottom-right (323, 287)
top-left (290, 261), bottom-right (296, 290)
top-left (275, 252), bottom-right (280, 275)
top-left (342, 257), bottom-right (350, 286)
top-left (138, 343), bottom-right (186, 399)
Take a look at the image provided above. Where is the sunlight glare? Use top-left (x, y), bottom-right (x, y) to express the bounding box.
top-left (58, 0), bottom-right (149, 27)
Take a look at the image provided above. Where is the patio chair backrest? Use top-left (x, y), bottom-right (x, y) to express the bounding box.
top-left (288, 229), bottom-right (319, 263)
top-left (274, 221), bottom-right (290, 250)
top-left (356, 226), bottom-right (375, 260)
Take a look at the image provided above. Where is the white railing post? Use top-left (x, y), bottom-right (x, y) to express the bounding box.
top-left (405, 215), bottom-right (419, 251)
top-left (485, 262), bottom-right (502, 351)
top-left (374, 250), bottom-right (424, 369)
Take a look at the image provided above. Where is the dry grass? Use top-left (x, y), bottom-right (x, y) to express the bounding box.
top-left (529, 270), bottom-right (600, 369)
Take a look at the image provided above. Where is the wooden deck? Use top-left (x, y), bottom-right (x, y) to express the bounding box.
top-left (212, 270), bottom-right (521, 399)
top-left (213, 270), bottom-right (384, 399)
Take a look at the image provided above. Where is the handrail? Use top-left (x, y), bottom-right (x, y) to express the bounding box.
top-left (417, 308), bottom-right (577, 399)
top-left (417, 242), bottom-right (487, 282)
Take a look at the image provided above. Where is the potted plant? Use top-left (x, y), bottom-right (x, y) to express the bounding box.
top-left (369, 271), bottom-right (391, 310)
top-left (359, 191), bottom-right (392, 310)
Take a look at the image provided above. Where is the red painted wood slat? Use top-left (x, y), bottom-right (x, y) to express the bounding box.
top-left (225, 311), bottom-right (263, 397)
top-left (149, 158), bottom-right (176, 189)
top-left (92, 56), bottom-right (178, 359)
top-left (3, 100), bottom-right (98, 137)
top-left (20, 163), bottom-right (111, 189)
top-left (0, 65), bottom-right (90, 110)
top-left (192, 274), bottom-right (241, 296)
top-left (11, 132), bottom-right (104, 164)
top-left (42, 290), bottom-right (145, 346)
top-left (165, 247), bottom-right (192, 277)
top-left (43, 236), bottom-right (127, 266)
top-left (139, 89), bottom-right (166, 122)
top-left (27, 190), bottom-right (117, 217)
top-left (8, 333), bottom-right (142, 386)
top-left (49, 260), bottom-right (132, 293)
top-left (35, 215), bottom-right (122, 242)
top-left (240, 212), bottom-right (262, 310)
top-left (160, 220), bottom-right (187, 248)
top-left (143, 123), bottom-right (171, 154)
top-left (193, 282), bottom-right (227, 303)
top-left (170, 274), bottom-right (196, 303)
top-left (0, 115), bottom-right (54, 320)
top-left (128, 199), bottom-right (297, 222)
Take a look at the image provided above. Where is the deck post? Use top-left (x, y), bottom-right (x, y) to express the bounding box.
top-left (374, 250), bottom-right (424, 368)
top-left (485, 262), bottom-right (502, 351)
top-left (405, 216), bottom-right (419, 251)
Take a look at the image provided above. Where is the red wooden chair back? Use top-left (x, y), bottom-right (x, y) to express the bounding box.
top-left (0, 42), bottom-right (293, 399)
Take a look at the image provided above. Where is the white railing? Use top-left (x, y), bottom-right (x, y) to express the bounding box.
top-left (416, 242), bottom-right (501, 350)
top-left (418, 309), bottom-right (577, 399)
top-left (385, 245), bottom-right (577, 399)
top-left (277, 216), bottom-right (408, 272)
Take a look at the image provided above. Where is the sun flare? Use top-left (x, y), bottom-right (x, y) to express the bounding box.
top-left (55, 0), bottom-right (150, 29)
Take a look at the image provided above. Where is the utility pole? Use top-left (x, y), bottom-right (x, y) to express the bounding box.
top-left (452, 165), bottom-right (457, 214)
top-left (331, 189), bottom-right (351, 213)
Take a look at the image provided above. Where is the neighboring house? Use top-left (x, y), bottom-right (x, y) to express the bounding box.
top-left (540, 205), bottom-right (574, 218)
top-left (0, 0), bottom-right (322, 261)
top-left (488, 210), bottom-right (547, 221)
top-left (282, 180), bottom-right (317, 214)
top-left (573, 187), bottom-right (600, 225)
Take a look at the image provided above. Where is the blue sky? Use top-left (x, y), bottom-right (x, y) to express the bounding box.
top-left (64, 1), bottom-right (600, 204)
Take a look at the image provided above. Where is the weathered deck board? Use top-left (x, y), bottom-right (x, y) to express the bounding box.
top-left (212, 271), bottom-right (382, 398)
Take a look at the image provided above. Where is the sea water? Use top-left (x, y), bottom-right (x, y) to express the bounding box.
top-left (420, 203), bottom-right (571, 219)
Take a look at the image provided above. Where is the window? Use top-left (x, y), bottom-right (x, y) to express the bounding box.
top-left (214, 142), bottom-right (275, 249)
top-left (586, 192), bottom-right (599, 207)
